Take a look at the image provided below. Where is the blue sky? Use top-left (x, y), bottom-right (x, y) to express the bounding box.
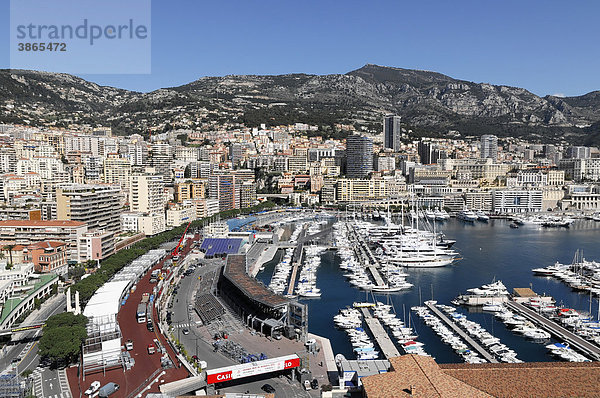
top-left (1, 0), bottom-right (599, 96)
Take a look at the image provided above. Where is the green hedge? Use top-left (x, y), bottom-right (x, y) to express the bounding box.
top-left (72, 201), bottom-right (276, 303)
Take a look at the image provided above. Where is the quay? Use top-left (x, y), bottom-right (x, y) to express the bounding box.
top-left (286, 225), bottom-right (333, 295)
top-left (424, 302), bottom-right (498, 363)
top-left (347, 223), bottom-right (386, 287)
top-left (506, 301), bottom-right (600, 361)
top-left (360, 308), bottom-right (401, 360)
top-left (286, 226), bottom-right (307, 295)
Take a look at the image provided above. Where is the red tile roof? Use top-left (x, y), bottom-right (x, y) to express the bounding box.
top-left (27, 241), bottom-right (67, 249)
top-left (362, 355), bottom-right (491, 398)
top-left (441, 361), bottom-right (600, 397)
top-left (362, 355), bottom-right (600, 398)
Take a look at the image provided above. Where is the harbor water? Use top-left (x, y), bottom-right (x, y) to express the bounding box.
top-left (257, 218), bottom-right (600, 363)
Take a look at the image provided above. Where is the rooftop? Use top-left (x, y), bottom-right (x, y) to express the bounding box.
top-left (441, 361), bottom-right (600, 398)
top-left (27, 241), bottom-right (66, 249)
top-left (362, 354), bottom-right (600, 398)
top-left (200, 238), bottom-right (242, 257)
top-left (362, 355), bottom-right (491, 398)
top-left (223, 255), bottom-right (288, 308)
top-left (226, 217), bottom-right (257, 231)
top-left (512, 287), bottom-right (537, 297)
top-left (0, 220), bottom-right (86, 227)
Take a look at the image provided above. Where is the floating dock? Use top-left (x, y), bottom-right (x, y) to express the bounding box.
top-left (506, 301), bottom-right (600, 361)
top-left (360, 308), bottom-right (401, 360)
top-left (424, 302), bottom-right (498, 363)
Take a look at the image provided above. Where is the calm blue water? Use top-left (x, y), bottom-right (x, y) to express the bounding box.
top-left (257, 218), bottom-right (600, 363)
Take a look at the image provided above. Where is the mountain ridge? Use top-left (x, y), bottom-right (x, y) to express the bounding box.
top-left (1, 64), bottom-right (600, 144)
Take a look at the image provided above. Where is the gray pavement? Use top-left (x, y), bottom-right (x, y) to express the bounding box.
top-left (167, 259), bottom-right (313, 397)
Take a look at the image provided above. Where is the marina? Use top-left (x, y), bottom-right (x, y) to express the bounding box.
top-left (424, 301), bottom-right (499, 363)
top-left (359, 307), bottom-right (401, 360)
top-left (256, 216), bottom-right (600, 364)
top-left (506, 301), bottom-right (600, 361)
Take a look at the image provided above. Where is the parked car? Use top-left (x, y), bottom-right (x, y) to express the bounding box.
top-left (125, 340), bottom-right (133, 351)
top-left (98, 382), bottom-right (119, 398)
top-left (147, 344), bottom-right (156, 354)
top-left (84, 381), bottom-right (101, 396)
top-left (311, 379), bottom-right (319, 389)
top-left (261, 384), bottom-right (276, 393)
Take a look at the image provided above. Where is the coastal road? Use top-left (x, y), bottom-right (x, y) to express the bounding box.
top-left (0, 294), bottom-right (65, 372)
top-left (0, 294), bottom-right (71, 398)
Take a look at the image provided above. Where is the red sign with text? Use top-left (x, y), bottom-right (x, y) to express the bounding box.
top-left (206, 355), bottom-right (300, 384)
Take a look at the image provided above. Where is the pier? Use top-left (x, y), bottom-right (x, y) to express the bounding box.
top-left (286, 225), bottom-right (333, 296)
top-left (346, 223), bottom-right (386, 287)
top-left (360, 308), bottom-right (401, 360)
top-left (424, 302), bottom-right (498, 363)
top-left (506, 301), bottom-right (600, 361)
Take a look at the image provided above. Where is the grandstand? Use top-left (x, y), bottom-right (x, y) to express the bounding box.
top-left (218, 255), bottom-right (307, 339)
top-left (200, 238), bottom-right (243, 258)
top-left (194, 293), bottom-right (225, 324)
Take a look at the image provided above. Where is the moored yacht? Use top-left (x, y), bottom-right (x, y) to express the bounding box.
top-left (458, 209), bottom-right (478, 222)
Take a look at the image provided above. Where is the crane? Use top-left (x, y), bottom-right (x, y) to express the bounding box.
top-left (171, 221), bottom-right (192, 261)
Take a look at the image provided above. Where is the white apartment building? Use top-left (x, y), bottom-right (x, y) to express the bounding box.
top-left (439, 158), bottom-right (513, 181)
top-left (0, 220), bottom-right (88, 261)
top-left (166, 204), bottom-right (197, 227)
top-left (492, 189), bottom-right (543, 213)
top-left (336, 179), bottom-right (389, 202)
top-left (464, 191), bottom-right (493, 211)
top-left (560, 158), bottom-right (600, 182)
top-left (130, 173), bottom-right (166, 215)
top-left (204, 221), bottom-right (229, 238)
top-left (0, 262), bottom-right (34, 287)
top-left (103, 155), bottom-right (131, 191)
top-left (138, 213), bottom-right (166, 236)
top-left (186, 198), bottom-right (220, 219)
top-left (121, 212), bottom-right (140, 232)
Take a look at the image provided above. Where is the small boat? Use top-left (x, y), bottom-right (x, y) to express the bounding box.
top-left (509, 222), bottom-right (519, 229)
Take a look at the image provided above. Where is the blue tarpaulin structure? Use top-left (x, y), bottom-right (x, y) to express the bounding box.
top-left (200, 238), bottom-right (243, 257)
top-left (226, 217), bottom-right (257, 231)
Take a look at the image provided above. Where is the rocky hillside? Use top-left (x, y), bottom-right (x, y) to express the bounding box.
top-left (1, 64), bottom-right (600, 144)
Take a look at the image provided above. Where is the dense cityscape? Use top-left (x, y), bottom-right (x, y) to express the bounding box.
top-left (4, 1), bottom-right (600, 397)
top-left (0, 113), bottom-right (598, 397)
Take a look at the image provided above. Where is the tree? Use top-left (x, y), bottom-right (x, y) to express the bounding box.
top-left (39, 313), bottom-right (88, 364)
top-left (2, 245), bottom-right (15, 269)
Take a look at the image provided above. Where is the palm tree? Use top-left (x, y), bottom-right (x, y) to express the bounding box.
top-left (3, 245), bottom-right (15, 269)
